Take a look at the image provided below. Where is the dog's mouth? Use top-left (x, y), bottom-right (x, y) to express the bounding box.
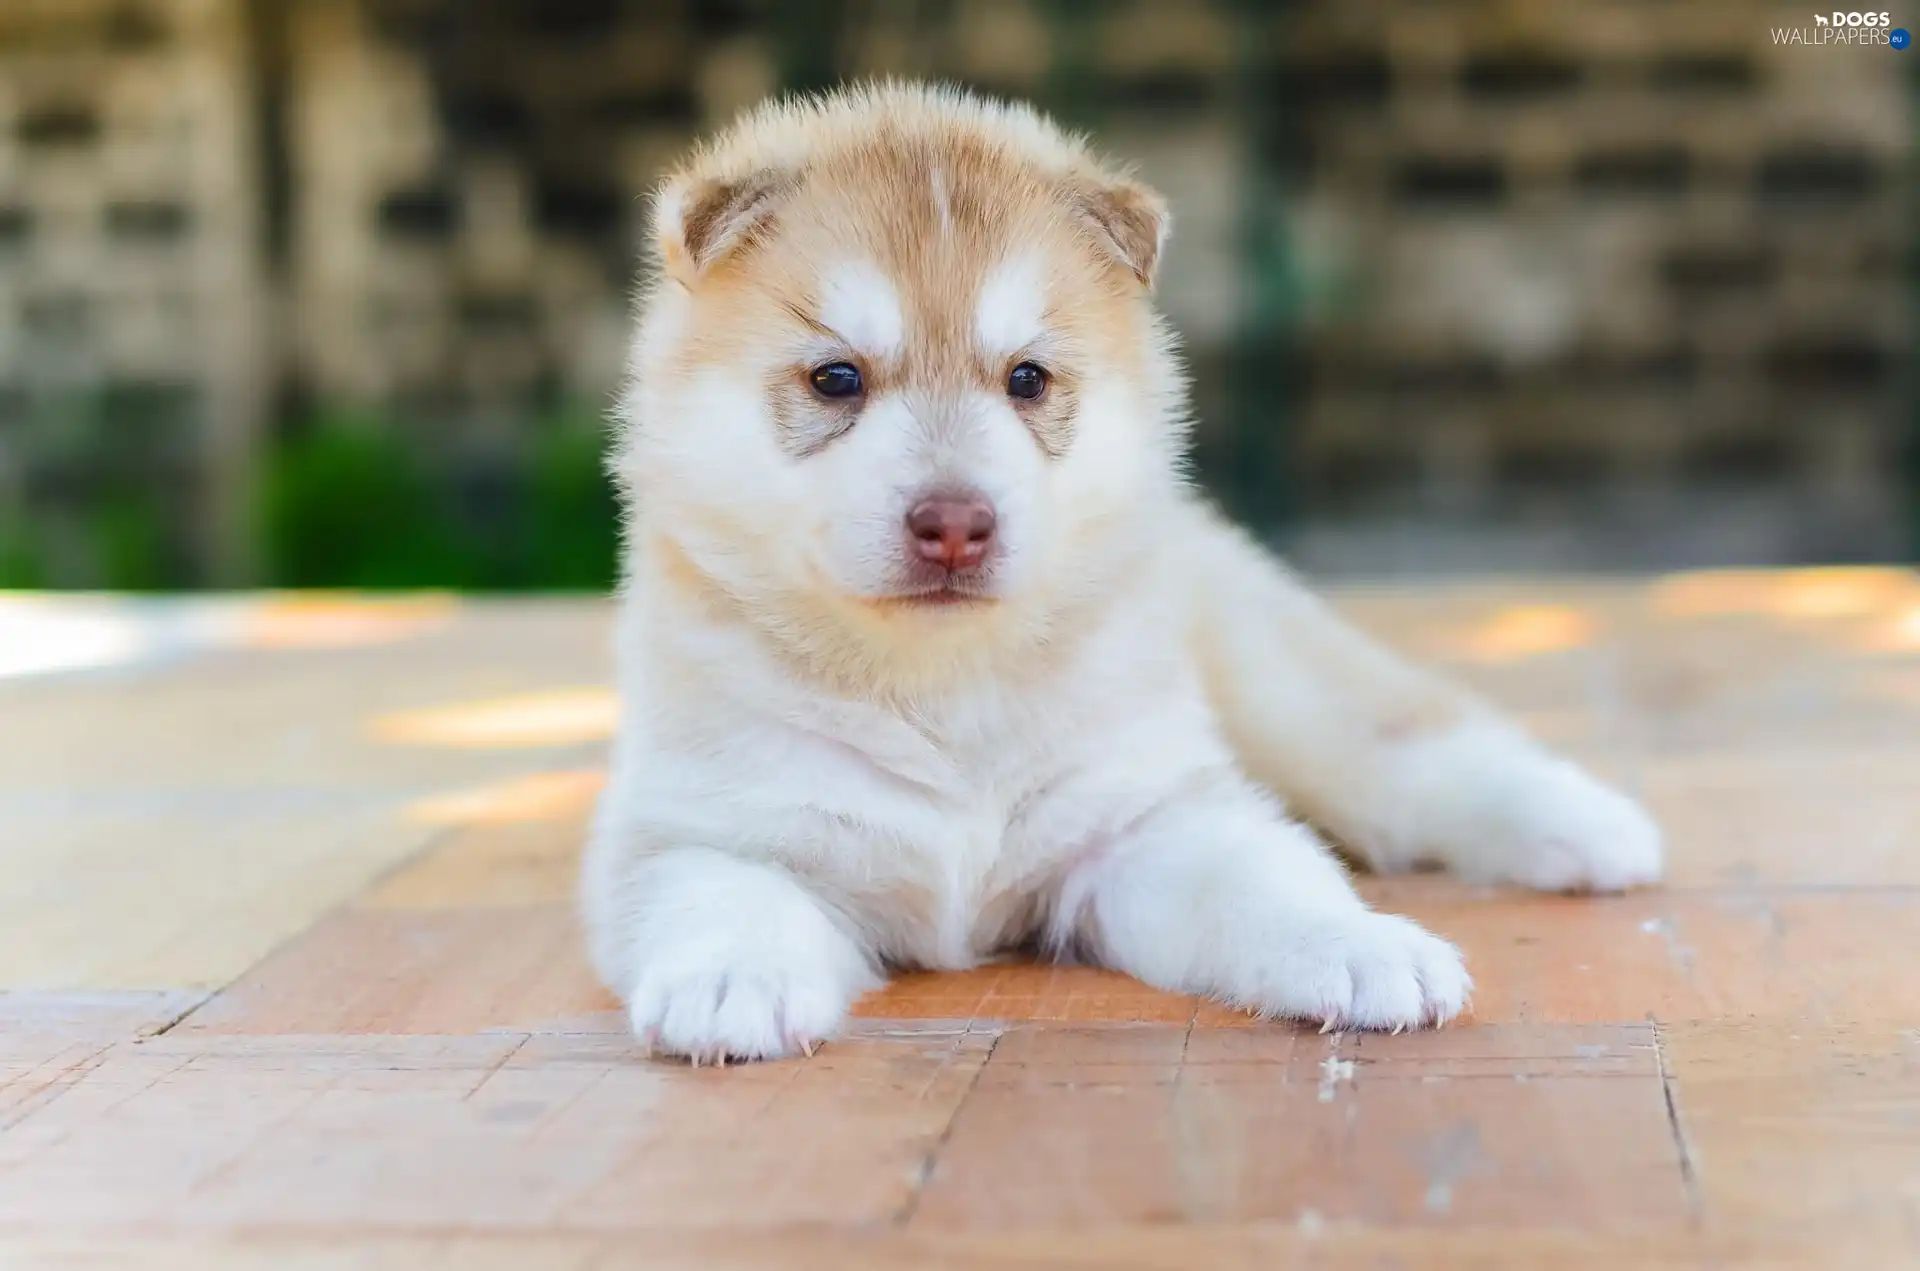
top-left (873, 580), bottom-right (998, 609)
top-left (907, 587), bottom-right (987, 606)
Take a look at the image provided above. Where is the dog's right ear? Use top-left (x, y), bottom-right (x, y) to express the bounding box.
top-left (653, 170), bottom-right (790, 286)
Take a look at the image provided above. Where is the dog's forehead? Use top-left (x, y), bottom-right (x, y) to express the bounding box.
top-left (796, 145), bottom-right (1065, 359)
top-left (811, 249), bottom-right (1047, 363)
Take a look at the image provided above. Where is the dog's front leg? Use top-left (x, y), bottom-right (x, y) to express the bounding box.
top-left (581, 841), bottom-right (881, 1062)
top-left (1053, 776), bottom-right (1471, 1031)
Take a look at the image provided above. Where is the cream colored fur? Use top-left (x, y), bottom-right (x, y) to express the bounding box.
top-left (582, 83), bottom-right (1662, 1062)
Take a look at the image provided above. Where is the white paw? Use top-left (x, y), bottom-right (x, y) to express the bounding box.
top-left (1479, 758), bottom-right (1665, 893)
top-left (1241, 909), bottom-right (1471, 1031)
top-left (627, 927), bottom-right (877, 1064)
top-left (1396, 726), bottom-right (1665, 893)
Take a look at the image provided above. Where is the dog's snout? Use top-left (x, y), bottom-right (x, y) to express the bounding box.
top-left (906, 494), bottom-right (997, 572)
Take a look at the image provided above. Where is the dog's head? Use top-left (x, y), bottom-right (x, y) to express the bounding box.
top-left (619, 84), bottom-right (1188, 646)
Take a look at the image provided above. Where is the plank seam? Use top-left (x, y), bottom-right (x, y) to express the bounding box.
top-left (1649, 1014), bottom-right (1703, 1225)
top-left (147, 822), bottom-right (465, 1038)
top-left (893, 1029), bottom-right (1000, 1228)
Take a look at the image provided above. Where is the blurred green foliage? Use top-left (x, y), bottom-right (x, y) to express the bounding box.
top-left (2, 395), bottom-right (619, 592)
top-left (258, 405), bottom-right (620, 591)
top-left (259, 411), bottom-right (465, 588)
top-left (0, 387), bottom-right (195, 591)
top-left (0, 516), bottom-right (47, 589)
top-left (0, 499), bottom-right (179, 592)
top-left (523, 417), bottom-right (623, 590)
top-left (92, 492), bottom-right (173, 591)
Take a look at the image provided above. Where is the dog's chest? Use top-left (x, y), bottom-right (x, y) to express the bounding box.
top-left (781, 686), bottom-right (1202, 969)
top-left (809, 715), bottom-right (1073, 964)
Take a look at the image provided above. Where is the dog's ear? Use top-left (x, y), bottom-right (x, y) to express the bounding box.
top-left (654, 169), bottom-right (790, 285)
top-left (1067, 173), bottom-right (1171, 289)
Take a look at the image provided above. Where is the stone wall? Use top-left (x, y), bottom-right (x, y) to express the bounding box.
top-left (0, 0), bottom-right (265, 581)
top-left (0, 0), bottom-right (1911, 582)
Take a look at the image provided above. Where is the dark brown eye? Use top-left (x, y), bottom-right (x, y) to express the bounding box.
top-left (810, 362), bottom-right (863, 399)
top-left (1007, 362), bottom-right (1048, 401)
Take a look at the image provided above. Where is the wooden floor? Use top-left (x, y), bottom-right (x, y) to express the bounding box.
top-left (3, 573), bottom-right (1919, 1268)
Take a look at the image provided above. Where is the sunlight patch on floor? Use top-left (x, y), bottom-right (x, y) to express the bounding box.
top-left (372, 688), bottom-right (619, 750)
top-left (0, 595), bottom-right (150, 679)
top-left (1453, 604), bottom-right (1596, 662)
top-left (403, 769), bottom-right (607, 826)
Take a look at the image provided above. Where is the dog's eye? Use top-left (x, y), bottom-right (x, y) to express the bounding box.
top-left (809, 362), bottom-right (864, 399)
top-left (1007, 362), bottom-right (1048, 401)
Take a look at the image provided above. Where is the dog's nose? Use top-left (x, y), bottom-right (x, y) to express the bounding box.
top-left (905, 494), bottom-right (997, 572)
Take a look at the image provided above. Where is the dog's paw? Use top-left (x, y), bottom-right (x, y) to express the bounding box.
top-left (1242, 910), bottom-right (1470, 1031)
top-left (1469, 756), bottom-right (1665, 893)
top-left (627, 928), bottom-right (876, 1064)
top-left (1395, 726), bottom-right (1665, 893)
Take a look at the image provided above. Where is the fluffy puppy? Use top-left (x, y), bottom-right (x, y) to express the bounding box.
top-left (583, 82), bottom-right (1662, 1062)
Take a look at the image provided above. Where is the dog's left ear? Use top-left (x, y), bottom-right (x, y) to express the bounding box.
top-left (1068, 174), bottom-right (1171, 289)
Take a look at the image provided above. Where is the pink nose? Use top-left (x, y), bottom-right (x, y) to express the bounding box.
top-left (905, 495), bottom-right (997, 572)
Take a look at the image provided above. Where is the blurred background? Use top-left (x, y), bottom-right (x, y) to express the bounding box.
top-left (0, 0), bottom-right (1913, 591)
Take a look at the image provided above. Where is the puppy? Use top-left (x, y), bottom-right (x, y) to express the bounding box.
top-left (582, 83), bottom-right (1662, 1062)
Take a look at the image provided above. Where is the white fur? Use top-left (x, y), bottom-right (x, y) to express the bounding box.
top-left (930, 167), bottom-right (952, 237)
top-left (652, 183), bottom-right (690, 254)
top-left (974, 251), bottom-right (1047, 356)
top-left (600, 849), bottom-right (880, 1061)
top-left (586, 85), bottom-right (1663, 1063)
top-left (1184, 514), bottom-right (1665, 893)
top-left (818, 259), bottom-right (905, 358)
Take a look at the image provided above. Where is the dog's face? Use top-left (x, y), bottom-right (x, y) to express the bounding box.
top-left (622, 95), bottom-right (1185, 630)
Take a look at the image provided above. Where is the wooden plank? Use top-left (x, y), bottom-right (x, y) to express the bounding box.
top-left (1665, 1022), bottom-right (1920, 1237)
top-left (0, 992), bottom-right (205, 1042)
top-left (0, 1030), bottom-right (990, 1231)
top-left (0, 992), bottom-right (205, 1133)
top-left (909, 1022), bottom-right (1686, 1232)
top-left (175, 906), bottom-right (616, 1036)
top-left (0, 809), bottom-right (442, 992)
top-left (183, 877), bottom-right (1920, 1037)
top-left (363, 818), bottom-right (586, 909)
top-left (0, 1229), bottom-right (1910, 1271)
top-left (855, 964), bottom-right (1199, 1025)
top-left (1373, 883), bottom-right (1920, 1026)
top-left (1642, 757), bottom-right (1920, 887)
top-left (0, 597), bottom-right (618, 994)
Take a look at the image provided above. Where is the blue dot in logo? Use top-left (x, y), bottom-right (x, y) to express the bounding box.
top-left (1892, 27), bottom-right (1912, 49)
